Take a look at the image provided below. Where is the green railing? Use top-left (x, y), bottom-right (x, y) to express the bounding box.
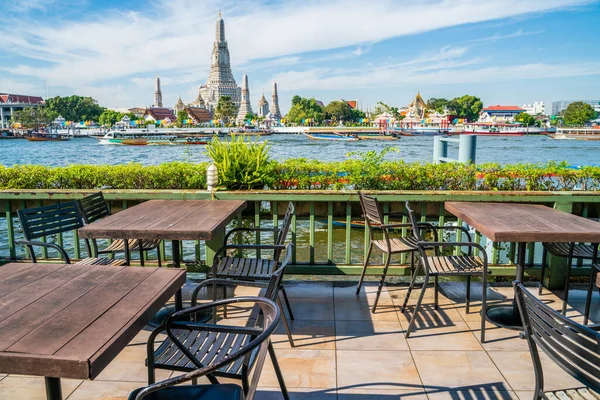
top-left (1, 189), bottom-right (599, 289)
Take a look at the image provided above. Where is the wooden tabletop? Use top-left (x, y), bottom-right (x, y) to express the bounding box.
top-left (78, 200), bottom-right (246, 241)
top-left (445, 202), bottom-right (600, 243)
top-left (0, 263), bottom-right (185, 380)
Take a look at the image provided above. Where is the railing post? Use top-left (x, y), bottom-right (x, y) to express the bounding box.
top-left (433, 136), bottom-right (448, 164)
top-left (546, 202), bottom-right (573, 289)
top-left (458, 135), bottom-right (477, 164)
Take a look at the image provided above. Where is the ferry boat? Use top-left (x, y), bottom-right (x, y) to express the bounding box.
top-left (230, 125), bottom-right (273, 136)
top-left (97, 129), bottom-right (214, 145)
top-left (396, 126), bottom-right (449, 136)
top-left (548, 127), bottom-right (600, 140)
top-left (25, 131), bottom-right (71, 141)
top-left (451, 123), bottom-right (529, 136)
top-left (304, 133), bottom-right (360, 141)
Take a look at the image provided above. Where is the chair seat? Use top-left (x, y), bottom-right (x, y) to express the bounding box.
top-left (101, 239), bottom-right (161, 253)
top-left (129, 384), bottom-right (242, 400)
top-left (428, 255), bottom-right (486, 275)
top-left (153, 328), bottom-right (257, 378)
top-left (543, 242), bottom-right (597, 260)
top-left (75, 257), bottom-right (127, 266)
top-left (544, 388), bottom-right (600, 400)
top-left (215, 256), bottom-right (276, 279)
top-left (372, 237), bottom-right (418, 253)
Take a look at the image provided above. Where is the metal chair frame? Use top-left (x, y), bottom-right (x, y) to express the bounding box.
top-left (133, 297), bottom-right (280, 400)
top-left (78, 192), bottom-right (162, 267)
top-left (16, 201), bottom-right (124, 266)
top-left (146, 245), bottom-right (294, 400)
top-left (400, 201), bottom-right (489, 343)
top-left (514, 281), bottom-right (600, 399)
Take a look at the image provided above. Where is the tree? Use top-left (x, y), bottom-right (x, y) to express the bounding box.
top-left (563, 102), bottom-right (597, 126)
top-left (426, 98), bottom-right (449, 114)
top-left (285, 96), bottom-right (324, 124)
top-left (214, 96), bottom-right (237, 125)
top-left (177, 110), bottom-right (188, 125)
top-left (45, 95), bottom-right (105, 122)
top-left (324, 101), bottom-right (354, 122)
top-left (11, 107), bottom-right (53, 130)
top-left (98, 109), bottom-right (124, 127)
top-left (514, 112), bottom-right (537, 127)
top-left (371, 101), bottom-right (402, 120)
top-left (446, 95), bottom-right (483, 122)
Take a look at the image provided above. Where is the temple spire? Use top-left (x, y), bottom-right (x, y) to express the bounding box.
top-left (153, 75), bottom-right (163, 108)
top-left (269, 81), bottom-right (281, 120)
top-left (216, 11), bottom-right (225, 43)
top-left (236, 73), bottom-right (254, 124)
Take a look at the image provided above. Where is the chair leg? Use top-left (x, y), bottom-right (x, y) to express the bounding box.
top-left (539, 247), bottom-right (547, 295)
top-left (561, 254), bottom-right (574, 315)
top-left (433, 275), bottom-right (439, 310)
top-left (466, 275), bottom-right (471, 314)
top-left (280, 285), bottom-right (294, 321)
top-left (356, 243), bottom-right (373, 295)
top-left (583, 266), bottom-right (598, 325)
top-left (401, 258), bottom-right (421, 313)
top-left (277, 296), bottom-right (295, 347)
top-left (268, 343), bottom-right (290, 400)
top-left (156, 245), bottom-right (162, 268)
top-left (222, 285), bottom-right (228, 319)
top-left (372, 252), bottom-right (391, 313)
top-left (410, 252), bottom-right (415, 279)
top-left (405, 271), bottom-right (430, 338)
top-left (480, 273), bottom-right (487, 343)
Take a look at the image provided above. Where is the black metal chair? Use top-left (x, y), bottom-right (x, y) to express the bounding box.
top-left (400, 201), bottom-right (490, 342)
top-left (356, 192), bottom-right (419, 313)
top-left (131, 296), bottom-right (280, 400)
top-left (78, 192), bottom-right (162, 267)
top-left (16, 201), bottom-right (125, 266)
top-left (583, 263), bottom-right (600, 325)
top-left (211, 202), bottom-right (295, 325)
top-left (514, 281), bottom-right (600, 400)
top-left (146, 245), bottom-right (293, 400)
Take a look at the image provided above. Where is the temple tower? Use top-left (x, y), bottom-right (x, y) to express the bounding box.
top-left (236, 73), bottom-right (253, 123)
top-left (269, 81), bottom-right (281, 120)
top-left (198, 12), bottom-right (241, 112)
top-left (257, 93), bottom-right (269, 117)
top-left (174, 95), bottom-right (185, 113)
top-left (154, 75), bottom-right (163, 108)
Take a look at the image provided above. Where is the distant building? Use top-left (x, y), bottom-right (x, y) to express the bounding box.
top-left (144, 107), bottom-right (176, 123)
top-left (0, 93), bottom-right (44, 128)
top-left (174, 96), bottom-right (186, 113)
top-left (236, 73), bottom-right (254, 124)
top-left (522, 102), bottom-right (545, 115)
top-left (552, 100), bottom-right (600, 115)
top-left (479, 105), bottom-right (525, 123)
top-left (154, 76), bottom-right (163, 108)
top-left (185, 107), bottom-right (212, 124)
top-left (341, 99), bottom-right (358, 109)
top-left (257, 93), bottom-right (269, 118)
top-left (268, 81), bottom-right (281, 120)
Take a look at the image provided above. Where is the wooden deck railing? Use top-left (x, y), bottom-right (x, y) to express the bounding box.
top-left (1, 189), bottom-right (599, 289)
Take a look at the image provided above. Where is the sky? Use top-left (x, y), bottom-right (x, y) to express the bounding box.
top-left (1, 0), bottom-right (599, 114)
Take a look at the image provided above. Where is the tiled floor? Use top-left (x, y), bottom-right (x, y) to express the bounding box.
top-left (0, 280), bottom-right (598, 400)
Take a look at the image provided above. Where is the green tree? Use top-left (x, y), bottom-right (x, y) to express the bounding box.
top-left (563, 102), bottom-right (597, 126)
top-left (45, 95), bottom-right (105, 122)
top-left (98, 109), bottom-right (124, 127)
top-left (446, 95), bottom-right (483, 122)
top-left (324, 101), bottom-right (354, 122)
top-left (244, 113), bottom-right (257, 122)
top-left (285, 96), bottom-right (324, 124)
top-left (514, 112), bottom-right (537, 127)
top-left (11, 107), bottom-right (53, 130)
top-left (426, 98), bottom-right (449, 114)
top-left (214, 96), bottom-right (237, 125)
top-left (371, 101), bottom-right (402, 120)
top-left (177, 110), bottom-right (188, 125)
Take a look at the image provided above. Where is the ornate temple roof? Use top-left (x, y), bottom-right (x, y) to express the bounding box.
top-left (408, 92), bottom-right (427, 110)
top-left (258, 93), bottom-right (268, 106)
top-left (186, 107), bottom-right (212, 123)
top-left (174, 96), bottom-right (185, 112)
top-left (144, 107), bottom-right (176, 122)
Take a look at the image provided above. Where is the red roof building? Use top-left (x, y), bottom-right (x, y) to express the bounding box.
top-left (342, 99), bottom-right (358, 109)
top-left (0, 93), bottom-right (45, 128)
top-left (479, 105), bottom-right (526, 123)
top-left (0, 93), bottom-right (44, 104)
top-left (186, 107), bottom-right (213, 124)
top-left (144, 107), bottom-right (176, 123)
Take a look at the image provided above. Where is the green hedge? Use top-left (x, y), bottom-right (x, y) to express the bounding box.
top-left (0, 160), bottom-right (598, 191)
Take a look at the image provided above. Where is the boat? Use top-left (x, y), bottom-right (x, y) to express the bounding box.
top-left (97, 129), bottom-right (213, 145)
top-left (304, 133), bottom-right (360, 141)
top-left (230, 125), bottom-right (272, 136)
top-left (25, 131), bottom-right (70, 141)
top-left (451, 123), bottom-right (552, 136)
top-left (396, 126), bottom-right (449, 136)
top-left (548, 127), bottom-right (600, 140)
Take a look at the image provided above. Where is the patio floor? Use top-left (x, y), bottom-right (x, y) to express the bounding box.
top-left (0, 279), bottom-right (598, 400)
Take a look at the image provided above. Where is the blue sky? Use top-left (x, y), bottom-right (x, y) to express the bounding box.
top-left (1, 0), bottom-right (599, 113)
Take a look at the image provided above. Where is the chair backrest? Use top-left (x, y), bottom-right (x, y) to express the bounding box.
top-left (263, 244), bottom-right (293, 303)
top-left (274, 202), bottom-right (294, 260)
top-left (514, 281), bottom-right (600, 393)
top-left (18, 201), bottom-right (85, 240)
top-left (405, 201), bottom-right (424, 243)
top-left (78, 192), bottom-right (111, 224)
top-left (358, 192), bottom-right (384, 240)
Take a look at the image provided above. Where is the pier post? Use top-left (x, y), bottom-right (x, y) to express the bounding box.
top-left (433, 136), bottom-right (448, 164)
top-left (458, 135), bottom-right (477, 164)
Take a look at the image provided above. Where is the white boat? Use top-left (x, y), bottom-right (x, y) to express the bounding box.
top-left (548, 127), bottom-right (600, 140)
top-left (97, 129), bottom-right (217, 145)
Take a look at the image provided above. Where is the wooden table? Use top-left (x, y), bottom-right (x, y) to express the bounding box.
top-left (445, 202), bottom-right (600, 329)
top-left (0, 262), bottom-right (185, 400)
top-left (79, 200), bottom-right (246, 309)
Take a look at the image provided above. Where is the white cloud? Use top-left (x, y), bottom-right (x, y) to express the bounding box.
top-left (0, 0), bottom-right (595, 106)
top-left (472, 29), bottom-right (545, 42)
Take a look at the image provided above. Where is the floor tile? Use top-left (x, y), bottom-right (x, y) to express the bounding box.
top-left (257, 387), bottom-right (336, 399)
top-left (272, 320), bottom-right (336, 350)
top-left (338, 388), bottom-right (428, 399)
top-left (289, 297), bottom-right (335, 321)
top-left (335, 297), bottom-right (399, 322)
top-left (398, 303), bottom-right (465, 331)
top-left (335, 320), bottom-right (408, 351)
top-left (465, 322), bottom-right (527, 352)
top-left (260, 349), bottom-right (336, 389)
top-left (335, 282), bottom-right (394, 305)
top-left (404, 321), bottom-right (482, 351)
top-left (66, 380), bottom-right (142, 400)
top-left (95, 344), bottom-right (171, 383)
top-left (284, 282), bottom-right (334, 299)
top-left (337, 350), bottom-right (421, 391)
top-left (412, 351), bottom-right (508, 391)
top-left (426, 389), bottom-right (518, 400)
top-left (0, 376), bottom-right (81, 400)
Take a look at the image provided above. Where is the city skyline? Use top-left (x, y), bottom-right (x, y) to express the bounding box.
top-left (1, 0), bottom-right (599, 113)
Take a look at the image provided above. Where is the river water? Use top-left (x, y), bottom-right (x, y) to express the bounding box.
top-left (0, 134), bottom-right (598, 166)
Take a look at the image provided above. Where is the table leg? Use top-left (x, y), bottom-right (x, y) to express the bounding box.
top-left (485, 242), bottom-right (526, 330)
top-left (139, 239), bottom-right (145, 267)
top-left (44, 377), bottom-right (62, 400)
top-left (123, 239), bottom-right (131, 266)
top-left (171, 240), bottom-right (183, 311)
top-left (205, 229), bottom-right (225, 271)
